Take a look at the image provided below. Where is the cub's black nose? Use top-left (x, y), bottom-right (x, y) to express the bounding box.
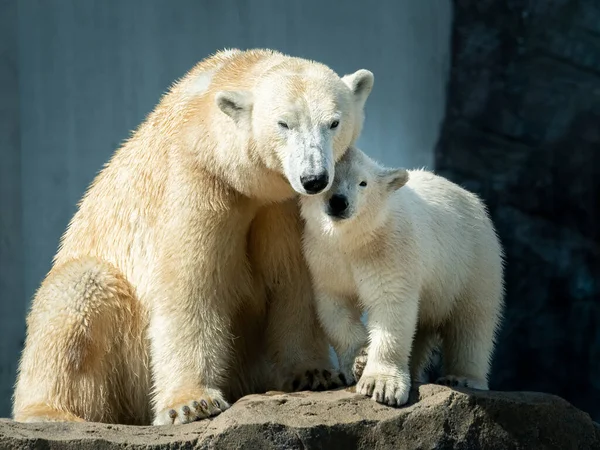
top-left (300, 172), bottom-right (329, 194)
top-left (328, 194), bottom-right (349, 217)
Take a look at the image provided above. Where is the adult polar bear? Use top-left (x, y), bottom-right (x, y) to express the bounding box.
top-left (13, 49), bottom-right (374, 425)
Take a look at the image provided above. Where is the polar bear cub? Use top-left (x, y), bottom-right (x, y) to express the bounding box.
top-left (299, 146), bottom-right (504, 406)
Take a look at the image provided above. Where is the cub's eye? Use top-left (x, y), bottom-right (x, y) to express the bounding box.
top-left (359, 181), bottom-right (367, 187)
top-left (330, 120), bottom-right (340, 129)
top-left (278, 121), bottom-right (289, 129)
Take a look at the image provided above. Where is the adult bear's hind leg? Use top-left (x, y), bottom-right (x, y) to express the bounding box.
top-left (12, 256), bottom-right (150, 424)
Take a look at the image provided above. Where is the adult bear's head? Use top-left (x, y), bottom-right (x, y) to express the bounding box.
top-left (215, 58), bottom-right (374, 196)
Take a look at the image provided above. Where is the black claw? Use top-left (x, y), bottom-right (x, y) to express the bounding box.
top-left (200, 399), bottom-right (208, 409)
top-left (168, 409), bottom-right (177, 419)
top-left (437, 377), bottom-right (457, 387)
top-left (322, 370), bottom-right (332, 381)
top-left (214, 400), bottom-right (220, 408)
top-left (339, 373), bottom-right (348, 386)
top-left (305, 370), bottom-right (315, 388)
top-left (182, 405), bottom-right (191, 415)
top-left (298, 379), bottom-right (311, 391)
top-left (292, 378), bottom-right (301, 391)
top-left (332, 378), bottom-right (344, 388)
top-left (192, 401), bottom-right (200, 410)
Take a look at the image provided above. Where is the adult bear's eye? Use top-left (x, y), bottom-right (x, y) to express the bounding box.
top-left (278, 121), bottom-right (289, 129)
top-left (359, 181), bottom-right (367, 187)
top-left (330, 120), bottom-right (340, 129)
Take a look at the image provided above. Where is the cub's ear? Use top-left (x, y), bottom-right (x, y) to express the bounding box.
top-left (215, 90), bottom-right (253, 124)
top-left (342, 69), bottom-right (374, 108)
top-left (380, 167), bottom-right (409, 192)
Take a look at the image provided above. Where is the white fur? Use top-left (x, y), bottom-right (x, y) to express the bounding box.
top-left (217, 66), bottom-right (374, 197)
top-left (300, 146), bottom-right (505, 406)
top-left (12, 49), bottom-right (375, 426)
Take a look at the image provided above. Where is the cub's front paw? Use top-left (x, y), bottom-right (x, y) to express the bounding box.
top-left (288, 368), bottom-right (350, 392)
top-left (435, 375), bottom-right (488, 390)
top-left (153, 388), bottom-right (230, 425)
top-left (352, 347), bottom-right (369, 381)
top-left (356, 371), bottom-right (411, 407)
top-left (338, 346), bottom-right (368, 385)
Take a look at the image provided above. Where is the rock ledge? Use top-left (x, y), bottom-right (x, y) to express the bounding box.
top-left (1, 384), bottom-right (599, 449)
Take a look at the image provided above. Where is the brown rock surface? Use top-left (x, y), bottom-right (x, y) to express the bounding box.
top-left (1, 384), bottom-right (599, 449)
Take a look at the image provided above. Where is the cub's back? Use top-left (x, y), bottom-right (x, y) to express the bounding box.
top-left (393, 170), bottom-right (494, 309)
top-left (401, 169), bottom-right (489, 231)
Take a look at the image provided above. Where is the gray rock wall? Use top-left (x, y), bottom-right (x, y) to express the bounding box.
top-left (435, 0), bottom-right (600, 421)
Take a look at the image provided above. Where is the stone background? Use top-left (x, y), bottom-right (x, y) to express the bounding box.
top-left (436, 0), bottom-right (600, 420)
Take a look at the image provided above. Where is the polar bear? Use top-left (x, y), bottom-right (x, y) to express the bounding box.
top-left (300, 146), bottom-right (504, 406)
top-left (12, 49), bottom-right (374, 425)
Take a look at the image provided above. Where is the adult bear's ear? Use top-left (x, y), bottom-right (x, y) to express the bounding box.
top-left (380, 167), bottom-right (409, 192)
top-left (342, 69), bottom-right (374, 109)
top-left (215, 90), bottom-right (253, 124)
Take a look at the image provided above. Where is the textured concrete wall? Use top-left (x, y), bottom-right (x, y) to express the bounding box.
top-left (0, 0), bottom-right (451, 416)
top-left (0, 0), bottom-right (24, 419)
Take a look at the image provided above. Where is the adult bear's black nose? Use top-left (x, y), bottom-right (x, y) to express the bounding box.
top-left (328, 194), bottom-right (349, 217)
top-left (300, 172), bottom-right (329, 194)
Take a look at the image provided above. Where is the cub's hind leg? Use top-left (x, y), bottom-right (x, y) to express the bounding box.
top-left (13, 257), bottom-right (150, 424)
top-left (409, 327), bottom-right (439, 384)
top-left (437, 280), bottom-right (503, 390)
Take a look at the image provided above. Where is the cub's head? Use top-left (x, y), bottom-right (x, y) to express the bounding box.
top-left (300, 146), bottom-right (408, 232)
top-left (215, 61), bottom-right (374, 196)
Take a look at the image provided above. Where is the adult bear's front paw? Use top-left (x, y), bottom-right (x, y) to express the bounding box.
top-left (286, 368), bottom-right (350, 392)
top-left (153, 388), bottom-right (230, 425)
